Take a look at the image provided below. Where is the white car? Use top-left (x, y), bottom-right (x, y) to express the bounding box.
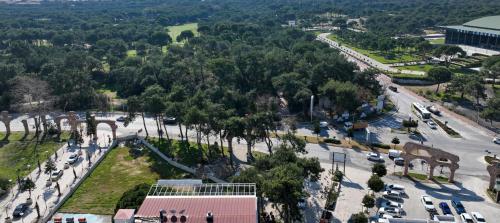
top-left (51, 169), bottom-right (63, 181)
top-left (319, 121), bottom-right (329, 128)
top-left (427, 120), bottom-right (437, 129)
top-left (367, 152), bottom-right (383, 161)
top-left (67, 153), bottom-right (79, 164)
top-left (460, 213), bottom-right (474, 223)
top-left (493, 137), bottom-right (500, 144)
top-left (383, 190), bottom-right (401, 200)
top-left (470, 212), bottom-right (486, 223)
top-left (381, 200), bottom-right (403, 209)
top-left (420, 195), bottom-right (436, 212)
top-left (385, 184), bottom-right (405, 194)
top-left (378, 207), bottom-right (401, 217)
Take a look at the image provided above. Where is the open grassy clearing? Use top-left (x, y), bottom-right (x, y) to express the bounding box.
top-left (327, 34), bottom-right (421, 64)
top-left (167, 23), bottom-right (199, 43)
top-left (0, 132), bottom-right (70, 181)
top-left (60, 146), bottom-right (191, 215)
top-left (126, 49), bottom-right (137, 57)
top-left (428, 38), bottom-right (445, 45)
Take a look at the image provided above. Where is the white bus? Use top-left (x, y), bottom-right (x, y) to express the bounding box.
top-left (411, 102), bottom-right (431, 122)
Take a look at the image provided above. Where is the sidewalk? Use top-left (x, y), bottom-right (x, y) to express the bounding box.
top-left (0, 132), bottom-right (114, 223)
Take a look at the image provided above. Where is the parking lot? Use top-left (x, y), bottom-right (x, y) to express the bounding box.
top-left (320, 149), bottom-right (500, 222)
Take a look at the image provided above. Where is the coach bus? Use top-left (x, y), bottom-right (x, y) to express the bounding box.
top-left (411, 102), bottom-right (431, 122)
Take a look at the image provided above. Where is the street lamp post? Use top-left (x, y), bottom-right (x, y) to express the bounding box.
top-left (310, 95), bottom-right (314, 122)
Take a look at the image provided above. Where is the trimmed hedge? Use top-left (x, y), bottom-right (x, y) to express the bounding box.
top-left (324, 138), bottom-right (341, 144)
top-left (371, 143), bottom-right (391, 149)
top-left (432, 117), bottom-right (460, 137)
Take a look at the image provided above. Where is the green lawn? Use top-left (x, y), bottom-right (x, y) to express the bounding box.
top-left (395, 171), bottom-right (448, 183)
top-left (398, 64), bottom-right (435, 72)
top-left (148, 138), bottom-right (228, 167)
top-left (327, 34), bottom-right (421, 64)
top-left (167, 23), bottom-right (199, 43)
top-left (0, 132), bottom-right (69, 182)
top-left (428, 38), bottom-right (445, 45)
top-left (60, 146), bottom-right (191, 215)
top-left (126, 50), bottom-right (137, 57)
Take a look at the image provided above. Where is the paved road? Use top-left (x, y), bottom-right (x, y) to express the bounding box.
top-left (316, 32), bottom-right (500, 178)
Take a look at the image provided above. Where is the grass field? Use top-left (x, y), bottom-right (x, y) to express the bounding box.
top-left (397, 64), bottom-right (435, 73)
top-left (167, 23), bottom-right (198, 43)
top-left (126, 50), bottom-right (137, 57)
top-left (0, 132), bottom-right (69, 181)
top-left (428, 38), bottom-right (445, 45)
top-left (328, 34), bottom-right (420, 64)
top-left (60, 146), bottom-right (191, 215)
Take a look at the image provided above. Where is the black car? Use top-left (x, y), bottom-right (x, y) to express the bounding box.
top-left (116, 116), bottom-right (126, 122)
top-left (163, 117), bottom-right (177, 125)
top-left (13, 203), bottom-right (29, 218)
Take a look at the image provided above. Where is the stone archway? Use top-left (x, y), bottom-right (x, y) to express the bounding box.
top-left (95, 120), bottom-right (118, 140)
top-left (54, 111), bottom-right (79, 133)
top-left (401, 142), bottom-right (459, 183)
top-left (487, 161), bottom-right (500, 190)
top-left (0, 111), bottom-right (11, 136)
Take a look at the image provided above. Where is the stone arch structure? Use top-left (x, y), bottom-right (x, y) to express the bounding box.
top-left (487, 160), bottom-right (500, 203)
top-left (0, 111), bottom-right (11, 135)
top-left (401, 142), bottom-right (460, 183)
top-left (54, 112), bottom-right (118, 140)
top-left (54, 111), bottom-right (79, 133)
top-left (95, 120), bottom-right (118, 140)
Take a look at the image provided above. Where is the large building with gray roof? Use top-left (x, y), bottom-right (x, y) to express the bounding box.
top-left (442, 15), bottom-right (500, 50)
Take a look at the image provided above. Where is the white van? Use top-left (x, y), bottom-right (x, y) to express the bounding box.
top-left (388, 149), bottom-right (401, 159)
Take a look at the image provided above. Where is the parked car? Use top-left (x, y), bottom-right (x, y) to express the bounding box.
top-left (381, 201), bottom-right (403, 209)
top-left (438, 202), bottom-right (452, 215)
top-left (51, 169), bottom-right (63, 181)
top-left (67, 153), bottom-right (79, 164)
top-left (393, 158), bottom-right (414, 167)
top-left (116, 116), bottom-right (126, 122)
top-left (470, 212), bottom-right (486, 223)
top-left (427, 120), bottom-right (437, 129)
top-left (493, 137), bottom-right (500, 144)
top-left (378, 207), bottom-right (401, 217)
top-left (367, 152), bottom-right (383, 161)
top-left (420, 195), bottom-right (436, 212)
top-left (460, 213), bottom-right (474, 223)
top-left (451, 198), bottom-right (466, 214)
top-left (388, 86), bottom-right (398, 92)
top-left (163, 117), bottom-right (177, 125)
top-left (13, 203), bottom-right (29, 218)
top-left (385, 184), bottom-right (405, 194)
top-left (319, 121), bottom-right (329, 128)
top-left (383, 190), bottom-right (402, 200)
top-left (388, 149), bottom-right (401, 159)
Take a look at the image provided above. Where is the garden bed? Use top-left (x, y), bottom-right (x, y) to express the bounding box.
top-left (432, 117), bottom-right (461, 137)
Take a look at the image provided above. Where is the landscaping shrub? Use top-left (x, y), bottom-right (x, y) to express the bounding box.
top-left (371, 143), bottom-right (391, 149)
top-left (402, 119), bottom-right (418, 128)
top-left (114, 183), bottom-right (150, 213)
top-left (324, 138), bottom-right (341, 144)
top-left (333, 169), bottom-right (343, 182)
